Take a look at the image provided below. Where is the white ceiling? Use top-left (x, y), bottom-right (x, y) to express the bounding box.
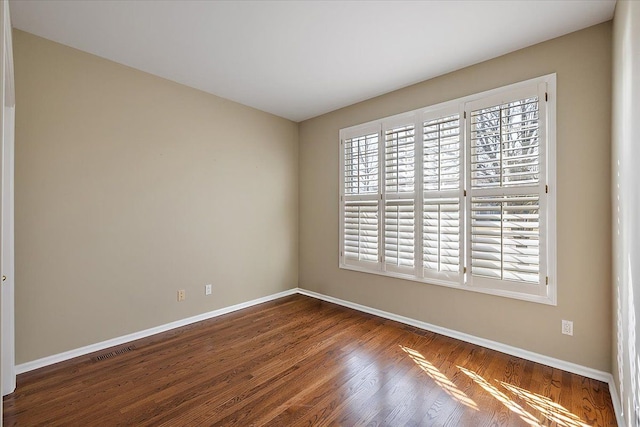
top-left (9, 0), bottom-right (616, 122)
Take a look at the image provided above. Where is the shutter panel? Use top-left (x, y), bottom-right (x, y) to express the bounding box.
top-left (422, 113), bottom-right (462, 279)
top-left (423, 198), bottom-right (460, 273)
top-left (342, 130), bottom-right (381, 267)
top-left (344, 133), bottom-right (379, 195)
top-left (424, 115), bottom-right (460, 191)
top-left (385, 125), bottom-right (415, 193)
top-left (344, 201), bottom-right (379, 262)
top-left (470, 97), bottom-right (539, 189)
top-left (501, 98), bottom-right (540, 186)
top-left (468, 93), bottom-right (542, 285)
top-left (384, 124), bottom-right (415, 271)
top-left (385, 200), bottom-right (414, 268)
top-left (470, 195), bottom-right (539, 283)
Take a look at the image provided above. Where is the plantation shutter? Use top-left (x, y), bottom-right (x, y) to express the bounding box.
top-left (422, 111), bottom-right (463, 283)
top-left (467, 84), bottom-right (547, 290)
top-left (339, 75), bottom-right (555, 304)
top-left (383, 123), bottom-right (415, 272)
top-left (341, 128), bottom-right (381, 268)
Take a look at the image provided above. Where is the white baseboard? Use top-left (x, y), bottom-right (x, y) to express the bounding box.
top-left (297, 288), bottom-right (626, 426)
top-left (15, 288), bottom-right (298, 375)
top-left (14, 286), bottom-right (626, 426)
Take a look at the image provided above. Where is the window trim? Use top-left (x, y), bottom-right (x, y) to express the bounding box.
top-left (339, 74), bottom-right (557, 305)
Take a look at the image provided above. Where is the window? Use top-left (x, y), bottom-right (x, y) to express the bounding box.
top-left (339, 75), bottom-right (556, 304)
top-left (343, 126), bottom-right (380, 265)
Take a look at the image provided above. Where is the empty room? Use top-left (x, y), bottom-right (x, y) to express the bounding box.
top-left (0, 0), bottom-right (637, 425)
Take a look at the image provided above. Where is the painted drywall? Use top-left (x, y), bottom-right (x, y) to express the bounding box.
top-left (13, 30), bottom-right (298, 364)
top-left (612, 1), bottom-right (640, 424)
top-left (0, 0), bottom-right (5, 417)
top-left (299, 23), bottom-right (612, 371)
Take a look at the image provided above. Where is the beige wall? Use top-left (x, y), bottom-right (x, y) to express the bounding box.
top-left (13, 30), bottom-right (298, 364)
top-left (612, 1), bottom-right (640, 425)
top-left (299, 23), bottom-right (612, 371)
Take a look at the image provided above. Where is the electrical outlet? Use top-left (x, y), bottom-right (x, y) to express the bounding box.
top-left (205, 284), bottom-right (212, 295)
top-left (561, 320), bottom-right (573, 336)
top-left (177, 289), bottom-right (186, 302)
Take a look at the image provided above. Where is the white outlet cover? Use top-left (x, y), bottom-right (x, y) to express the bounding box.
top-left (205, 284), bottom-right (212, 295)
top-left (561, 320), bottom-right (573, 336)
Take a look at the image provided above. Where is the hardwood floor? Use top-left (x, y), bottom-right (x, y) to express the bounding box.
top-left (3, 294), bottom-right (616, 426)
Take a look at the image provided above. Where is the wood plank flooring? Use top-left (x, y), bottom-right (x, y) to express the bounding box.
top-left (3, 294), bottom-right (616, 426)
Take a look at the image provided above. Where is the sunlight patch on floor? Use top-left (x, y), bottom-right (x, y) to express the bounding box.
top-left (458, 365), bottom-right (591, 427)
top-left (400, 345), bottom-right (478, 410)
top-left (500, 381), bottom-right (589, 427)
top-left (458, 366), bottom-right (543, 426)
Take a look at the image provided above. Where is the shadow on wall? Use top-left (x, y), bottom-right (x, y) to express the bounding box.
top-left (616, 257), bottom-right (640, 424)
top-left (613, 1), bottom-right (640, 425)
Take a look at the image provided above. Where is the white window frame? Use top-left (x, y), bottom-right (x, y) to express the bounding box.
top-left (338, 74), bottom-right (557, 305)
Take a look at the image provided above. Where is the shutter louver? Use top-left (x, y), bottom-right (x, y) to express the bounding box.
top-left (344, 201), bottom-right (379, 262)
top-left (471, 195), bottom-right (540, 283)
top-left (423, 198), bottom-right (460, 273)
